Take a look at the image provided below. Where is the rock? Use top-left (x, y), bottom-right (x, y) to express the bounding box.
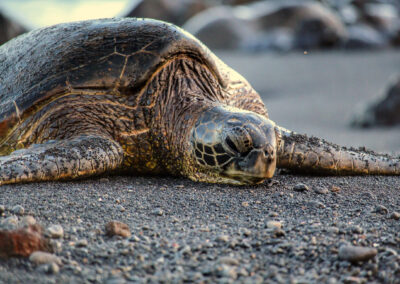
top-left (0, 11), bottom-right (28, 45)
top-left (351, 76), bottom-right (400, 127)
top-left (105, 221), bottom-right (131, 238)
top-left (76, 239), bottom-right (88, 247)
top-left (374, 205), bottom-right (389, 214)
top-left (184, 2), bottom-right (347, 51)
top-left (1, 216), bottom-right (19, 230)
top-left (116, 205), bottom-right (125, 212)
top-left (0, 205), bottom-right (5, 214)
top-left (315, 187), bottom-right (329, 194)
top-left (338, 245), bottom-right (377, 263)
top-left (153, 208), bottom-right (164, 216)
top-left (46, 224), bottom-right (64, 239)
top-left (216, 235), bottom-right (230, 242)
top-left (389, 211), bottom-right (400, 220)
top-left (29, 251), bottom-right (61, 265)
top-left (20, 216), bottom-right (37, 227)
top-left (218, 256), bottom-right (240, 266)
top-left (125, 0), bottom-right (210, 27)
top-left (344, 24), bottom-right (387, 49)
top-left (293, 183), bottom-right (309, 192)
top-left (11, 205), bottom-right (24, 215)
top-left (38, 262), bottom-right (60, 274)
top-left (266, 220), bottom-right (282, 229)
top-left (331, 185), bottom-right (341, 192)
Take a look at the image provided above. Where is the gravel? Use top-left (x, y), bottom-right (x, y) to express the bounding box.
top-left (0, 174), bottom-right (399, 283)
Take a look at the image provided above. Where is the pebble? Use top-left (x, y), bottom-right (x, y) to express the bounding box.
top-left (29, 251), bottom-right (62, 265)
top-left (315, 187), bottom-right (329, 194)
top-left (293, 183), bottom-right (309, 192)
top-left (76, 239), bottom-right (88, 247)
top-left (0, 205), bottom-right (5, 214)
top-left (308, 201), bottom-right (326, 209)
top-left (153, 208), bottom-right (164, 216)
top-left (266, 220), bottom-right (282, 229)
top-left (11, 205), bottom-right (24, 215)
top-left (349, 225), bottom-right (364, 234)
top-left (331, 186), bottom-right (341, 192)
top-left (116, 205), bottom-right (125, 212)
top-left (218, 256), bottom-right (240, 266)
top-left (216, 235), bottom-right (230, 242)
top-left (1, 215), bottom-right (19, 229)
top-left (46, 224), bottom-right (64, 239)
top-left (105, 221), bottom-right (131, 238)
top-left (374, 205), bottom-right (388, 214)
top-left (20, 216), bottom-right (36, 227)
top-left (389, 211), bottom-right (400, 220)
top-left (338, 245), bottom-right (377, 263)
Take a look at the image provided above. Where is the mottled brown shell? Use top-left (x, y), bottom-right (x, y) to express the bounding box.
top-left (0, 18), bottom-right (266, 140)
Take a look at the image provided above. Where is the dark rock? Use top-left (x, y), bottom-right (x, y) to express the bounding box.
top-left (338, 245), bottom-right (377, 263)
top-left (351, 76), bottom-right (400, 127)
top-left (105, 221), bottom-right (131, 238)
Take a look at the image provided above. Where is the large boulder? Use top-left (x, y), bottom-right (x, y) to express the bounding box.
top-left (183, 1), bottom-right (347, 51)
top-left (125, 0), bottom-right (210, 26)
top-left (351, 76), bottom-right (400, 127)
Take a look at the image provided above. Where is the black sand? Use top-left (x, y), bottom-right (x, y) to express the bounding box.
top-left (0, 50), bottom-right (399, 283)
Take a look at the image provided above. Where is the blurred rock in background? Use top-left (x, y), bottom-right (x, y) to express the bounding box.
top-left (125, 0), bottom-right (211, 26)
top-left (183, 2), bottom-right (347, 51)
top-left (0, 10), bottom-right (28, 45)
top-left (351, 75), bottom-right (400, 127)
top-left (126, 0), bottom-right (400, 52)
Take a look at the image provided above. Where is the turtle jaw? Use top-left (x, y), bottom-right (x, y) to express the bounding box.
top-left (221, 146), bottom-right (277, 185)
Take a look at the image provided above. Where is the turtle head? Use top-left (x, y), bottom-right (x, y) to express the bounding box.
top-left (188, 106), bottom-right (279, 185)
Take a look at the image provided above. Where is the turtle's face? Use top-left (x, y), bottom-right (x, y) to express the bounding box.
top-left (189, 106), bottom-right (279, 185)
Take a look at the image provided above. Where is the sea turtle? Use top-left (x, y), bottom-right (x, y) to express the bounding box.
top-left (0, 18), bottom-right (399, 186)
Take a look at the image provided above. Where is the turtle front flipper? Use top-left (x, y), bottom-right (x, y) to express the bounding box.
top-left (0, 135), bottom-right (123, 185)
top-left (277, 127), bottom-right (400, 175)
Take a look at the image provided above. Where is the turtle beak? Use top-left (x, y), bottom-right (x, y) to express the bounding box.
top-left (223, 144), bottom-right (277, 184)
top-left (238, 145), bottom-right (276, 178)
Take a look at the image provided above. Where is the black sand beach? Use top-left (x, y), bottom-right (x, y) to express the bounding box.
top-left (0, 50), bottom-right (399, 283)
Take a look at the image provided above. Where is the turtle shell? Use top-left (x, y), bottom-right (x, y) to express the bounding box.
top-left (0, 18), bottom-right (240, 138)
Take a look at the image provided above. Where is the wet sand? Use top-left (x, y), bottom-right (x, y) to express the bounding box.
top-left (0, 50), bottom-right (399, 283)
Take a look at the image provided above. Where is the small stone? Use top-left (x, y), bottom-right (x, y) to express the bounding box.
top-left (46, 262), bottom-right (60, 274)
top-left (218, 256), bottom-right (239, 266)
top-left (1, 216), bottom-right (19, 230)
top-left (389, 211), bottom-right (400, 220)
top-left (153, 208), bottom-right (163, 216)
top-left (11, 205), bottom-right (24, 215)
top-left (308, 201), bottom-right (326, 209)
top-left (374, 205), bottom-right (388, 214)
top-left (293, 183), bottom-right (309, 192)
top-left (20, 216), bottom-right (37, 227)
top-left (217, 235), bottom-right (229, 242)
top-left (116, 205), bottom-right (125, 212)
top-left (242, 201), bottom-right (249, 207)
top-left (105, 221), bottom-right (131, 238)
top-left (76, 239), bottom-right (88, 247)
top-left (331, 185), bottom-right (341, 192)
top-left (0, 205), bottom-right (5, 214)
top-left (46, 224), bottom-right (64, 239)
top-left (342, 276), bottom-right (365, 284)
top-left (29, 251), bottom-right (61, 265)
top-left (349, 225), bottom-right (364, 234)
top-left (266, 220), bottom-right (282, 229)
top-left (315, 187), bottom-right (329, 194)
top-left (338, 245), bottom-right (377, 263)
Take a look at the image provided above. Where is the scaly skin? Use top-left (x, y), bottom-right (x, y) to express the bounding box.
top-left (277, 127), bottom-right (400, 175)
